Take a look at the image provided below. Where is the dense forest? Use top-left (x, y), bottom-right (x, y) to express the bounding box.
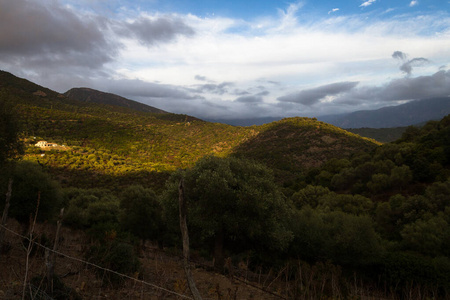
top-left (1, 71), bottom-right (450, 299)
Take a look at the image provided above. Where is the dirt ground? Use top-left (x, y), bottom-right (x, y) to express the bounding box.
top-left (0, 220), bottom-right (284, 300)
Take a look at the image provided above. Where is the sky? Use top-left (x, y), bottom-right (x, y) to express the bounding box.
top-left (1, 0), bottom-right (450, 120)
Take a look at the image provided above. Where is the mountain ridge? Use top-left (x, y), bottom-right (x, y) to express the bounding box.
top-left (64, 87), bottom-right (167, 114)
top-left (318, 97), bottom-right (450, 128)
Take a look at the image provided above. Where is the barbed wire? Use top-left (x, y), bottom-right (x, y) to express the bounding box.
top-left (164, 251), bottom-right (287, 300)
top-left (0, 223), bottom-right (194, 300)
top-left (1, 223), bottom-right (286, 299)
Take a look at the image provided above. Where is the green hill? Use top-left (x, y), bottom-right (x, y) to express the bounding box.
top-left (234, 117), bottom-right (378, 171)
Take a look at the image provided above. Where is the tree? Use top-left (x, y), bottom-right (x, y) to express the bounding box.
top-left (323, 211), bottom-right (382, 266)
top-left (161, 155), bottom-right (293, 271)
top-left (289, 207), bottom-right (382, 266)
top-left (317, 193), bottom-right (373, 215)
top-left (367, 173), bottom-right (391, 193)
top-left (400, 215), bottom-right (450, 257)
top-left (291, 185), bottom-right (330, 208)
top-left (0, 95), bottom-right (23, 168)
top-left (119, 185), bottom-right (163, 247)
top-left (5, 161), bottom-right (62, 223)
top-left (389, 165), bottom-right (413, 189)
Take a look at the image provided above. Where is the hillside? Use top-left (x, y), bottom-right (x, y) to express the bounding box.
top-left (64, 87), bottom-right (167, 114)
top-left (346, 127), bottom-right (408, 143)
top-left (0, 70), bottom-right (254, 188)
top-left (233, 117), bottom-right (378, 171)
top-left (0, 70), bottom-right (378, 189)
top-left (318, 97), bottom-right (450, 128)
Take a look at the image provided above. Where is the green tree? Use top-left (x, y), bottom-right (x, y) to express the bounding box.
top-left (401, 215), bottom-right (450, 256)
top-left (289, 208), bottom-right (382, 266)
top-left (288, 206), bottom-right (328, 261)
top-left (0, 95), bottom-right (23, 168)
top-left (162, 155), bottom-right (293, 271)
top-left (367, 173), bottom-right (391, 193)
top-left (317, 193), bottom-right (373, 215)
top-left (389, 165), bottom-right (413, 189)
top-left (291, 185), bottom-right (330, 208)
top-left (5, 161), bottom-right (62, 223)
top-left (119, 185), bottom-right (164, 247)
top-left (323, 211), bottom-right (382, 266)
top-left (424, 179), bottom-right (450, 212)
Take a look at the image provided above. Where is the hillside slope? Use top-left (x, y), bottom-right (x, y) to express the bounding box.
top-left (233, 117), bottom-right (378, 172)
top-left (64, 87), bottom-right (167, 114)
top-left (319, 97), bottom-right (450, 128)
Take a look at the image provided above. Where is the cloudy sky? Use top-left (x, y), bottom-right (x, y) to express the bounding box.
top-left (1, 0), bottom-right (449, 120)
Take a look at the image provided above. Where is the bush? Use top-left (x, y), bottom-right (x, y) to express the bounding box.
top-left (119, 185), bottom-right (164, 245)
top-left (2, 161), bottom-right (62, 223)
top-left (86, 240), bottom-right (140, 286)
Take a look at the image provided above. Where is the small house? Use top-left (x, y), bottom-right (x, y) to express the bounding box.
top-left (35, 141), bottom-right (48, 147)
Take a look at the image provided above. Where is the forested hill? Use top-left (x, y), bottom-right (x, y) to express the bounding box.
top-left (0, 70), bottom-right (378, 188)
top-left (234, 117), bottom-right (378, 172)
top-left (64, 87), bottom-right (167, 114)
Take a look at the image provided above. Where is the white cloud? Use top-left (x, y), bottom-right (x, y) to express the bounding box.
top-left (1, 0), bottom-right (450, 120)
top-left (409, 1), bottom-right (419, 7)
top-left (328, 8), bottom-right (340, 15)
top-left (360, 0), bottom-right (376, 8)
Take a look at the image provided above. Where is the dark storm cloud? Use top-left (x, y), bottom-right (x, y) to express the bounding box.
top-left (116, 16), bottom-right (195, 46)
top-left (277, 81), bottom-right (359, 105)
top-left (195, 75), bottom-right (208, 81)
top-left (334, 70), bottom-right (450, 104)
top-left (392, 51), bottom-right (430, 75)
top-left (400, 57), bottom-right (430, 75)
top-left (376, 70), bottom-right (450, 100)
top-left (257, 90), bottom-right (270, 96)
top-left (235, 95), bottom-right (264, 103)
top-left (0, 0), bottom-right (115, 68)
top-left (392, 51), bottom-right (407, 60)
top-left (101, 78), bottom-right (196, 100)
top-left (233, 90), bottom-right (250, 96)
top-left (195, 82), bottom-right (234, 95)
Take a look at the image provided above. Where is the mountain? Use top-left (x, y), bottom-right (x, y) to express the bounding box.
top-left (64, 87), bottom-right (166, 114)
top-left (205, 116), bottom-right (282, 126)
top-left (318, 97), bottom-right (450, 128)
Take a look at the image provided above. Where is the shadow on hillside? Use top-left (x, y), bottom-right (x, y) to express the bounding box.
top-left (46, 165), bottom-right (171, 192)
top-left (232, 120), bottom-right (377, 173)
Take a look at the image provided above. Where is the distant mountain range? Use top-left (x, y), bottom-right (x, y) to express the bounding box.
top-left (317, 97), bottom-right (450, 128)
top-left (204, 117), bottom-right (282, 127)
top-left (64, 87), bottom-right (167, 114)
top-left (209, 97), bottom-right (450, 129)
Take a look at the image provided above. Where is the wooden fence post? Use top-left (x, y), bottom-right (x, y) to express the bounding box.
top-left (0, 178), bottom-right (13, 250)
top-left (178, 178), bottom-right (202, 300)
top-left (46, 207), bottom-right (64, 292)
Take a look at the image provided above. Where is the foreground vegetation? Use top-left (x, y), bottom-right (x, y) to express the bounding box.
top-left (1, 70), bottom-right (450, 299)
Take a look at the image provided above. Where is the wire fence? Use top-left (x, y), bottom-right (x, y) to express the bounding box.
top-left (0, 223), bottom-right (285, 300)
top-left (0, 223), bottom-right (194, 299)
